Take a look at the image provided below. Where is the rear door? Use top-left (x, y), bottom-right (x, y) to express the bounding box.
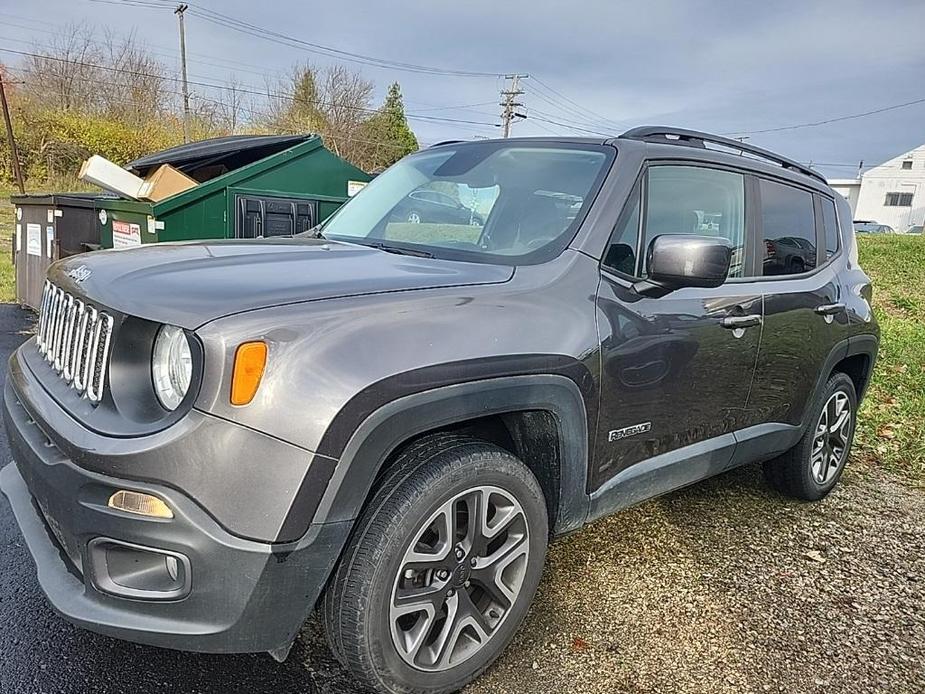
top-left (593, 163), bottom-right (763, 489)
top-left (745, 178), bottom-right (846, 428)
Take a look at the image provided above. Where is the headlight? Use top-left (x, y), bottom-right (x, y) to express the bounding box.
top-left (152, 325), bottom-right (192, 410)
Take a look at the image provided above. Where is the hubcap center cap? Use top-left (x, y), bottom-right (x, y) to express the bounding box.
top-left (451, 563), bottom-right (471, 588)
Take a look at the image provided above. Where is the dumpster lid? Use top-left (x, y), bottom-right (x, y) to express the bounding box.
top-left (126, 134), bottom-right (314, 182)
top-left (10, 191), bottom-right (119, 207)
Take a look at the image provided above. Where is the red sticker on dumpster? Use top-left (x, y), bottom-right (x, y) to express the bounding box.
top-left (112, 220), bottom-right (142, 248)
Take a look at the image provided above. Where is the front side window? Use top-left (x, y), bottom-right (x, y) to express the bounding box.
top-left (759, 179), bottom-right (817, 276)
top-left (321, 142), bottom-right (613, 264)
top-left (642, 165), bottom-right (746, 278)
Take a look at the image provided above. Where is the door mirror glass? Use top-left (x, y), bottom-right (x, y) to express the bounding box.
top-left (646, 234), bottom-right (732, 289)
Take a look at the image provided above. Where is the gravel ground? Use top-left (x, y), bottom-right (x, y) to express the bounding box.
top-left (467, 464), bottom-right (925, 694)
top-left (2, 302), bottom-right (923, 693)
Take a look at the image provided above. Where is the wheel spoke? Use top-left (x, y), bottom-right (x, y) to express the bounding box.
top-left (393, 581), bottom-right (446, 616)
top-left (472, 533), bottom-right (528, 608)
top-left (428, 592), bottom-right (462, 668)
top-left (405, 500), bottom-right (453, 565)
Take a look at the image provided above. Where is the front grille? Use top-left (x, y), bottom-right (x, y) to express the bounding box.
top-left (36, 280), bottom-right (114, 403)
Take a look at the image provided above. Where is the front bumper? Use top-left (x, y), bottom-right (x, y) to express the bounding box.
top-left (1, 349), bottom-right (351, 654)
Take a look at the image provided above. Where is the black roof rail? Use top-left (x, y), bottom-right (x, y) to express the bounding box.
top-left (429, 140), bottom-right (467, 148)
top-left (619, 126), bottom-right (827, 184)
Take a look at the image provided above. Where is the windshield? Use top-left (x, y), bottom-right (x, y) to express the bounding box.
top-left (322, 141), bottom-right (613, 263)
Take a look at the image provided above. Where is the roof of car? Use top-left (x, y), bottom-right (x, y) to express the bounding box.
top-left (430, 127), bottom-right (829, 188)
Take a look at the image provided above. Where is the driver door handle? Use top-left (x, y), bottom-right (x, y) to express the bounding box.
top-left (815, 303), bottom-right (845, 316)
top-left (721, 314), bottom-right (762, 329)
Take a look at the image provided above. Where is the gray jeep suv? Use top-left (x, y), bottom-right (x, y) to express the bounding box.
top-left (1, 127), bottom-right (878, 694)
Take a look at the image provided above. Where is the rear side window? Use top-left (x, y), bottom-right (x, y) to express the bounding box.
top-left (820, 197), bottom-right (839, 259)
top-left (642, 166), bottom-right (746, 278)
top-left (759, 179), bottom-right (817, 276)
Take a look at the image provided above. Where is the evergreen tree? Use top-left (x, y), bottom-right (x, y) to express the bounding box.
top-left (361, 82), bottom-right (418, 170)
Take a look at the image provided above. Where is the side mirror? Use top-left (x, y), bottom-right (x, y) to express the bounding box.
top-left (643, 235), bottom-right (732, 292)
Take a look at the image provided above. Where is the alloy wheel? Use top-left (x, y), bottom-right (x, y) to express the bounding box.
top-left (389, 485), bottom-right (530, 672)
top-left (811, 390), bottom-right (852, 484)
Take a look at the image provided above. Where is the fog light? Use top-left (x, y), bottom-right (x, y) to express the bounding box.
top-left (107, 490), bottom-right (174, 519)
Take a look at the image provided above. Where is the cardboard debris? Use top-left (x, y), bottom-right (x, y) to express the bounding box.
top-left (137, 164), bottom-right (197, 202)
top-left (78, 156), bottom-right (198, 202)
top-left (78, 155), bottom-right (146, 200)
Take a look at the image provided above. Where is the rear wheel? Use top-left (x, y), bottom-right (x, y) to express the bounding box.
top-left (323, 434), bottom-right (548, 694)
top-left (763, 372), bottom-right (857, 500)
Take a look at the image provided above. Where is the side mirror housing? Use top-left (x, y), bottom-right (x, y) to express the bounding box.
top-left (644, 234), bottom-right (733, 291)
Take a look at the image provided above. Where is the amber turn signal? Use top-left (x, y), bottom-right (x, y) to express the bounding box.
top-left (108, 490), bottom-right (174, 518)
top-left (231, 341), bottom-right (268, 405)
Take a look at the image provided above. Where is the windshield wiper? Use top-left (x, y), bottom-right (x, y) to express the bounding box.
top-left (364, 241), bottom-right (434, 258)
top-left (294, 223), bottom-right (325, 239)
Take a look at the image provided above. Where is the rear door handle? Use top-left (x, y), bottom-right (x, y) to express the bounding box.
top-left (815, 303), bottom-right (845, 316)
top-left (721, 314), bottom-right (762, 329)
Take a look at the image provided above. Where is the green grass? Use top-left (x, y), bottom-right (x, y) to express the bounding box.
top-left (0, 189), bottom-right (921, 479)
top-left (0, 185), bottom-right (17, 302)
top-left (854, 235), bottom-right (925, 481)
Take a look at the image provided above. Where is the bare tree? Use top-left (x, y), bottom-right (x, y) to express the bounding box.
top-left (216, 74), bottom-right (249, 134)
top-left (22, 22), bottom-right (103, 111)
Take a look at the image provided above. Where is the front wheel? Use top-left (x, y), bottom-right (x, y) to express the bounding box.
top-left (323, 434), bottom-right (548, 694)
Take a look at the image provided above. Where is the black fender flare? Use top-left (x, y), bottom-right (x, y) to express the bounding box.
top-left (801, 334), bottom-right (878, 431)
top-left (307, 374), bottom-right (591, 536)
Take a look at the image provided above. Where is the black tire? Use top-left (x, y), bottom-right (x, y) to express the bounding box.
top-left (323, 433), bottom-right (548, 694)
top-left (763, 372), bottom-right (857, 500)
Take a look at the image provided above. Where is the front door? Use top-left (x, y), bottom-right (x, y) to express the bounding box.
top-left (593, 163), bottom-right (762, 491)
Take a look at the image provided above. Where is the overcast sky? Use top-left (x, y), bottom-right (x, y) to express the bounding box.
top-left (3, 0), bottom-right (924, 179)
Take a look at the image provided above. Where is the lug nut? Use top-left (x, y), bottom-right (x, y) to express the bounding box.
top-left (469, 557), bottom-right (478, 567)
top-left (455, 547), bottom-right (465, 561)
top-left (464, 580), bottom-right (470, 588)
top-left (447, 588), bottom-right (455, 598)
top-left (437, 569), bottom-right (450, 580)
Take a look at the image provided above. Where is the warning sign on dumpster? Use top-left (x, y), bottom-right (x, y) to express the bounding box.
top-left (112, 220), bottom-right (142, 248)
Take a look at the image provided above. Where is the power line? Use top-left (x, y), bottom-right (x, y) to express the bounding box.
top-left (89, 0), bottom-right (508, 78)
top-left (529, 76), bottom-right (629, 131)
top-left (725, 96), bottom-right (925, 136)
top-left (1, 47), bottom-right (500, 130)
top-left (525, 113), bottom-right (613, 137)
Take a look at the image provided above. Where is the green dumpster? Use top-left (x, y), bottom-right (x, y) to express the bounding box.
top-left (97, 134), bottom-right (370, 248)
top-left (13, 135), bottom-right (370, 308)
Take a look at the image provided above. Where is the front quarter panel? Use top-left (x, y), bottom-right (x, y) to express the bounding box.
top-left (193, 252), bottom-right (602, 522)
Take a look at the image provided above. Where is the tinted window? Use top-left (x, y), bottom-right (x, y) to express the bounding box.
top-left (759, 179), bottom-right (817, 276)
top-left (642, 166), bottom-right (746, 278)
top-left (820, 197), bottom-right (839, 259)
top-left (603, 186), bottom-right (639, 276)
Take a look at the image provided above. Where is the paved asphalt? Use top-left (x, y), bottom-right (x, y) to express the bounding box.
top-left (0, 304), bottom-right (362, 694)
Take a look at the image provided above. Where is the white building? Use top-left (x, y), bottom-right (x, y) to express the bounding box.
top-left (832, 144), bottom-right (925, 231)
top-left (830, 178), bottom-right (861, 215)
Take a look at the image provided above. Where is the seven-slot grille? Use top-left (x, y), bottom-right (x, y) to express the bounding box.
top-left (36, 280), bottom-right (114, 403)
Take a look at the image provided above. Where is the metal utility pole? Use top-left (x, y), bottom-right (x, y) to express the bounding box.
top-left (175, 4), bottom-right (191, 143)
top-left (500, 74), bottom-right (527, 137)
top-left (0, 71), bottom-right (24, 194)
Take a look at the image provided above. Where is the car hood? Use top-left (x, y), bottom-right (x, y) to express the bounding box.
top-left (48, 238), bottom-right (514, 329)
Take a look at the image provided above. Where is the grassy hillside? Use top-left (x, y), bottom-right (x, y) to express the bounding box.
top-left (0, 187), bottom-right (921, 479)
